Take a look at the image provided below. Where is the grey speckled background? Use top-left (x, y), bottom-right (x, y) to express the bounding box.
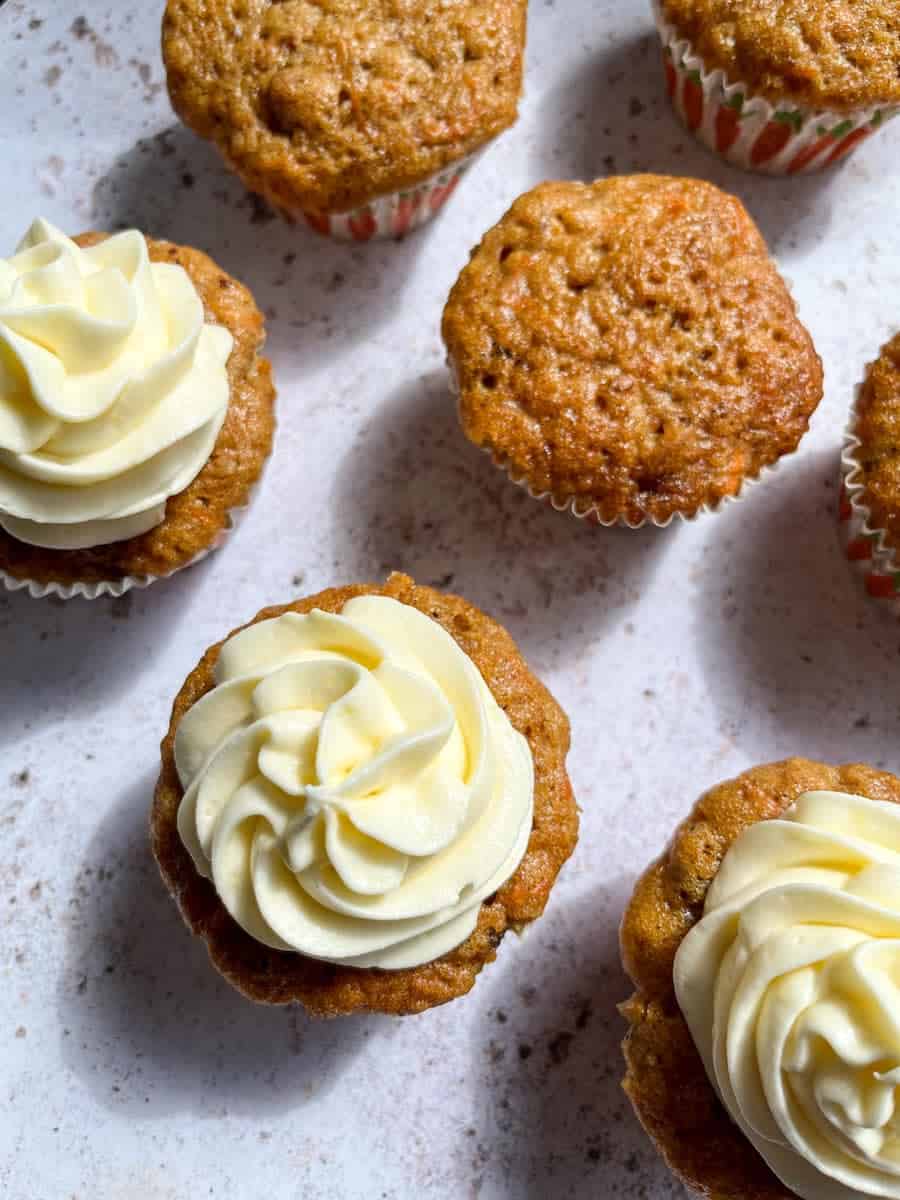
top-left (2, 1), bottom-right (900, 1197)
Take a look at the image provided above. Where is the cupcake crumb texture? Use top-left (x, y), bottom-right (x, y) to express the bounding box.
top-left (443, 175), bottom-right (823, 526)
top-left (660, 0), bottom-right (900, 112)
top-left (163, 0), bottom-right (526, 214)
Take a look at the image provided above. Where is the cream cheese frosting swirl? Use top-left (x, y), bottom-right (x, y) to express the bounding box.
top-left (0, 219), bottom-right (232, 549)
top-left (675, 790), bottom-right (900, 1199)
top-left (175, 595), bottom-right (534, 970)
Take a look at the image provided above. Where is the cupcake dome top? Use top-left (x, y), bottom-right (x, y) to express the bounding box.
top-left (163, 0), bottom-right (526, 215)
top-left (659, 0), bottom-right (900, 112)
top-left (442, 175), bottom-right (823, 527)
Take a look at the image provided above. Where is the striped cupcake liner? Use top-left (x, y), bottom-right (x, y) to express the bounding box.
top-left (301, 157), bottom-right (472, 242)
top-left (653, 0), bottom-right (899, 175)
top-left (839, 384), bottom-right (900, 609)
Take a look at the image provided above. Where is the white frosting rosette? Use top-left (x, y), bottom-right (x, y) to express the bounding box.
top-left (175, 595), bottom-right (534, 970)
top-left (676, 790), bottom-right (900, 1199)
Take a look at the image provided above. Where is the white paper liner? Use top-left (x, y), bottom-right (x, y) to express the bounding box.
top-left (653, 0), bottom-right (899, 175)
top-left (483, 445), bottom-right (786, 529)
top-left (839, 381), bottom-right (900, 610)
top-left (0, 475), bottom-right (261, 601)
top-left (0, 569), bottom-right (155, 601)
top-left (447, 359), bottom-right (787, 529)
top-left (300, 155), bottom-right (475, 242)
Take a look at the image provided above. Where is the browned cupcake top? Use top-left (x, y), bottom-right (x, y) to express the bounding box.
top-left (0, 235), bottom-right (275, 587)
top-left (442, 175), bottom-right (823, 526)
top-left (163, 0), bottom-right (526, 215)
top-left (852, 332), bottom-right (900, 555)
top-left (660, 0), bottom-right (900, 112)
top-left (620, 758), bottom-right (900, 1199)
top-left (152, 573), bottom-right (578, 1016)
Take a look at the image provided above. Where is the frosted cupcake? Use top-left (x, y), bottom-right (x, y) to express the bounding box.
top-left (0, 220), bottom-right (275, 598)
top-left (655, 0), bottom-right (900, 173)
top-left (622, 758), bottom-right (900, 1199)
top-left (152, 573), bottom-right (578, 1014)
top-left (163, 0), bottom-right (527, 240)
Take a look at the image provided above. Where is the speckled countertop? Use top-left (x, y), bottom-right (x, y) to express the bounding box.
top-left (3, 2), bottom-right (900, 1198)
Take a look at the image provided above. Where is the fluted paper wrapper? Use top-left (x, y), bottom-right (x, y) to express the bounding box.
top-left (482, 446), bottom-right (784, 529)
top-left (300, 156), bottom-right (474, 242)
top-left (653, 0), bottom-right (899, 175)
top-left (840, 384), bottom-right (900, 611)
top-left (0, 481), bottom-right (259, 601)
top-left (448, 361), bottom-right (783, 529)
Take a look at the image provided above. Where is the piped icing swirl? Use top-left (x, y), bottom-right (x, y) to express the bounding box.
top-left (675, 789), bottom-right (900, 1200)
top-left (0, 219), bottom-right (232, 549)
top-left (175, 595), bottom-right (534, 970)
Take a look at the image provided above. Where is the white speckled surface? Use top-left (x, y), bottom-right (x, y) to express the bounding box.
top-left (2, 1), bottom-right (900, 1197)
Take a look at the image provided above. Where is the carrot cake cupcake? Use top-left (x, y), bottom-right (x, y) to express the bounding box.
top-left (152, 572), bottom-right (578, 1014)
top-left (621, 758), bottom-right (900, 1199)
top-left (163, 0), bottom-right (527, 239)
top-left (842, 333), bottom-right (900, 607)
top-left (0, 219), bottom-right (274, 598)
top-left (655, 0), bottom-right (900, 172)
top-left (442, 175), bottom-right (823, 527)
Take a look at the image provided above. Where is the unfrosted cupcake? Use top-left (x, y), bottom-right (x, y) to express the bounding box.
top-left (163, 0), bottom-right (527, 241)
top-left (841, 333), bottom-right (900, 609)
top-left (442, 175), bottom-right (823, 527)
top-left (655, 0), bottom-right (900, 173)
top-left (152, 572), bottom-right (578, 1014)
top-left (0, 220), bottom-right (275, 599)
top-left (621, 758), bottom-right (900, 1199)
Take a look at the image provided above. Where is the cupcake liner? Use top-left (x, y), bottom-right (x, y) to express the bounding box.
top-left (0, 476), bottom-right (260, 602)
top-left (839, 383), bottom-right (900, 610)
top-left (652, 0), bottom-right (899, 175)
top-left (482, 445), bottom-right (786, 529)
top-left (300, 157), bottom-right (473, 242)
top-left (0, 570), bottom-right (155, 602)
top-left (448, 360), bottom-right (784, 529)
